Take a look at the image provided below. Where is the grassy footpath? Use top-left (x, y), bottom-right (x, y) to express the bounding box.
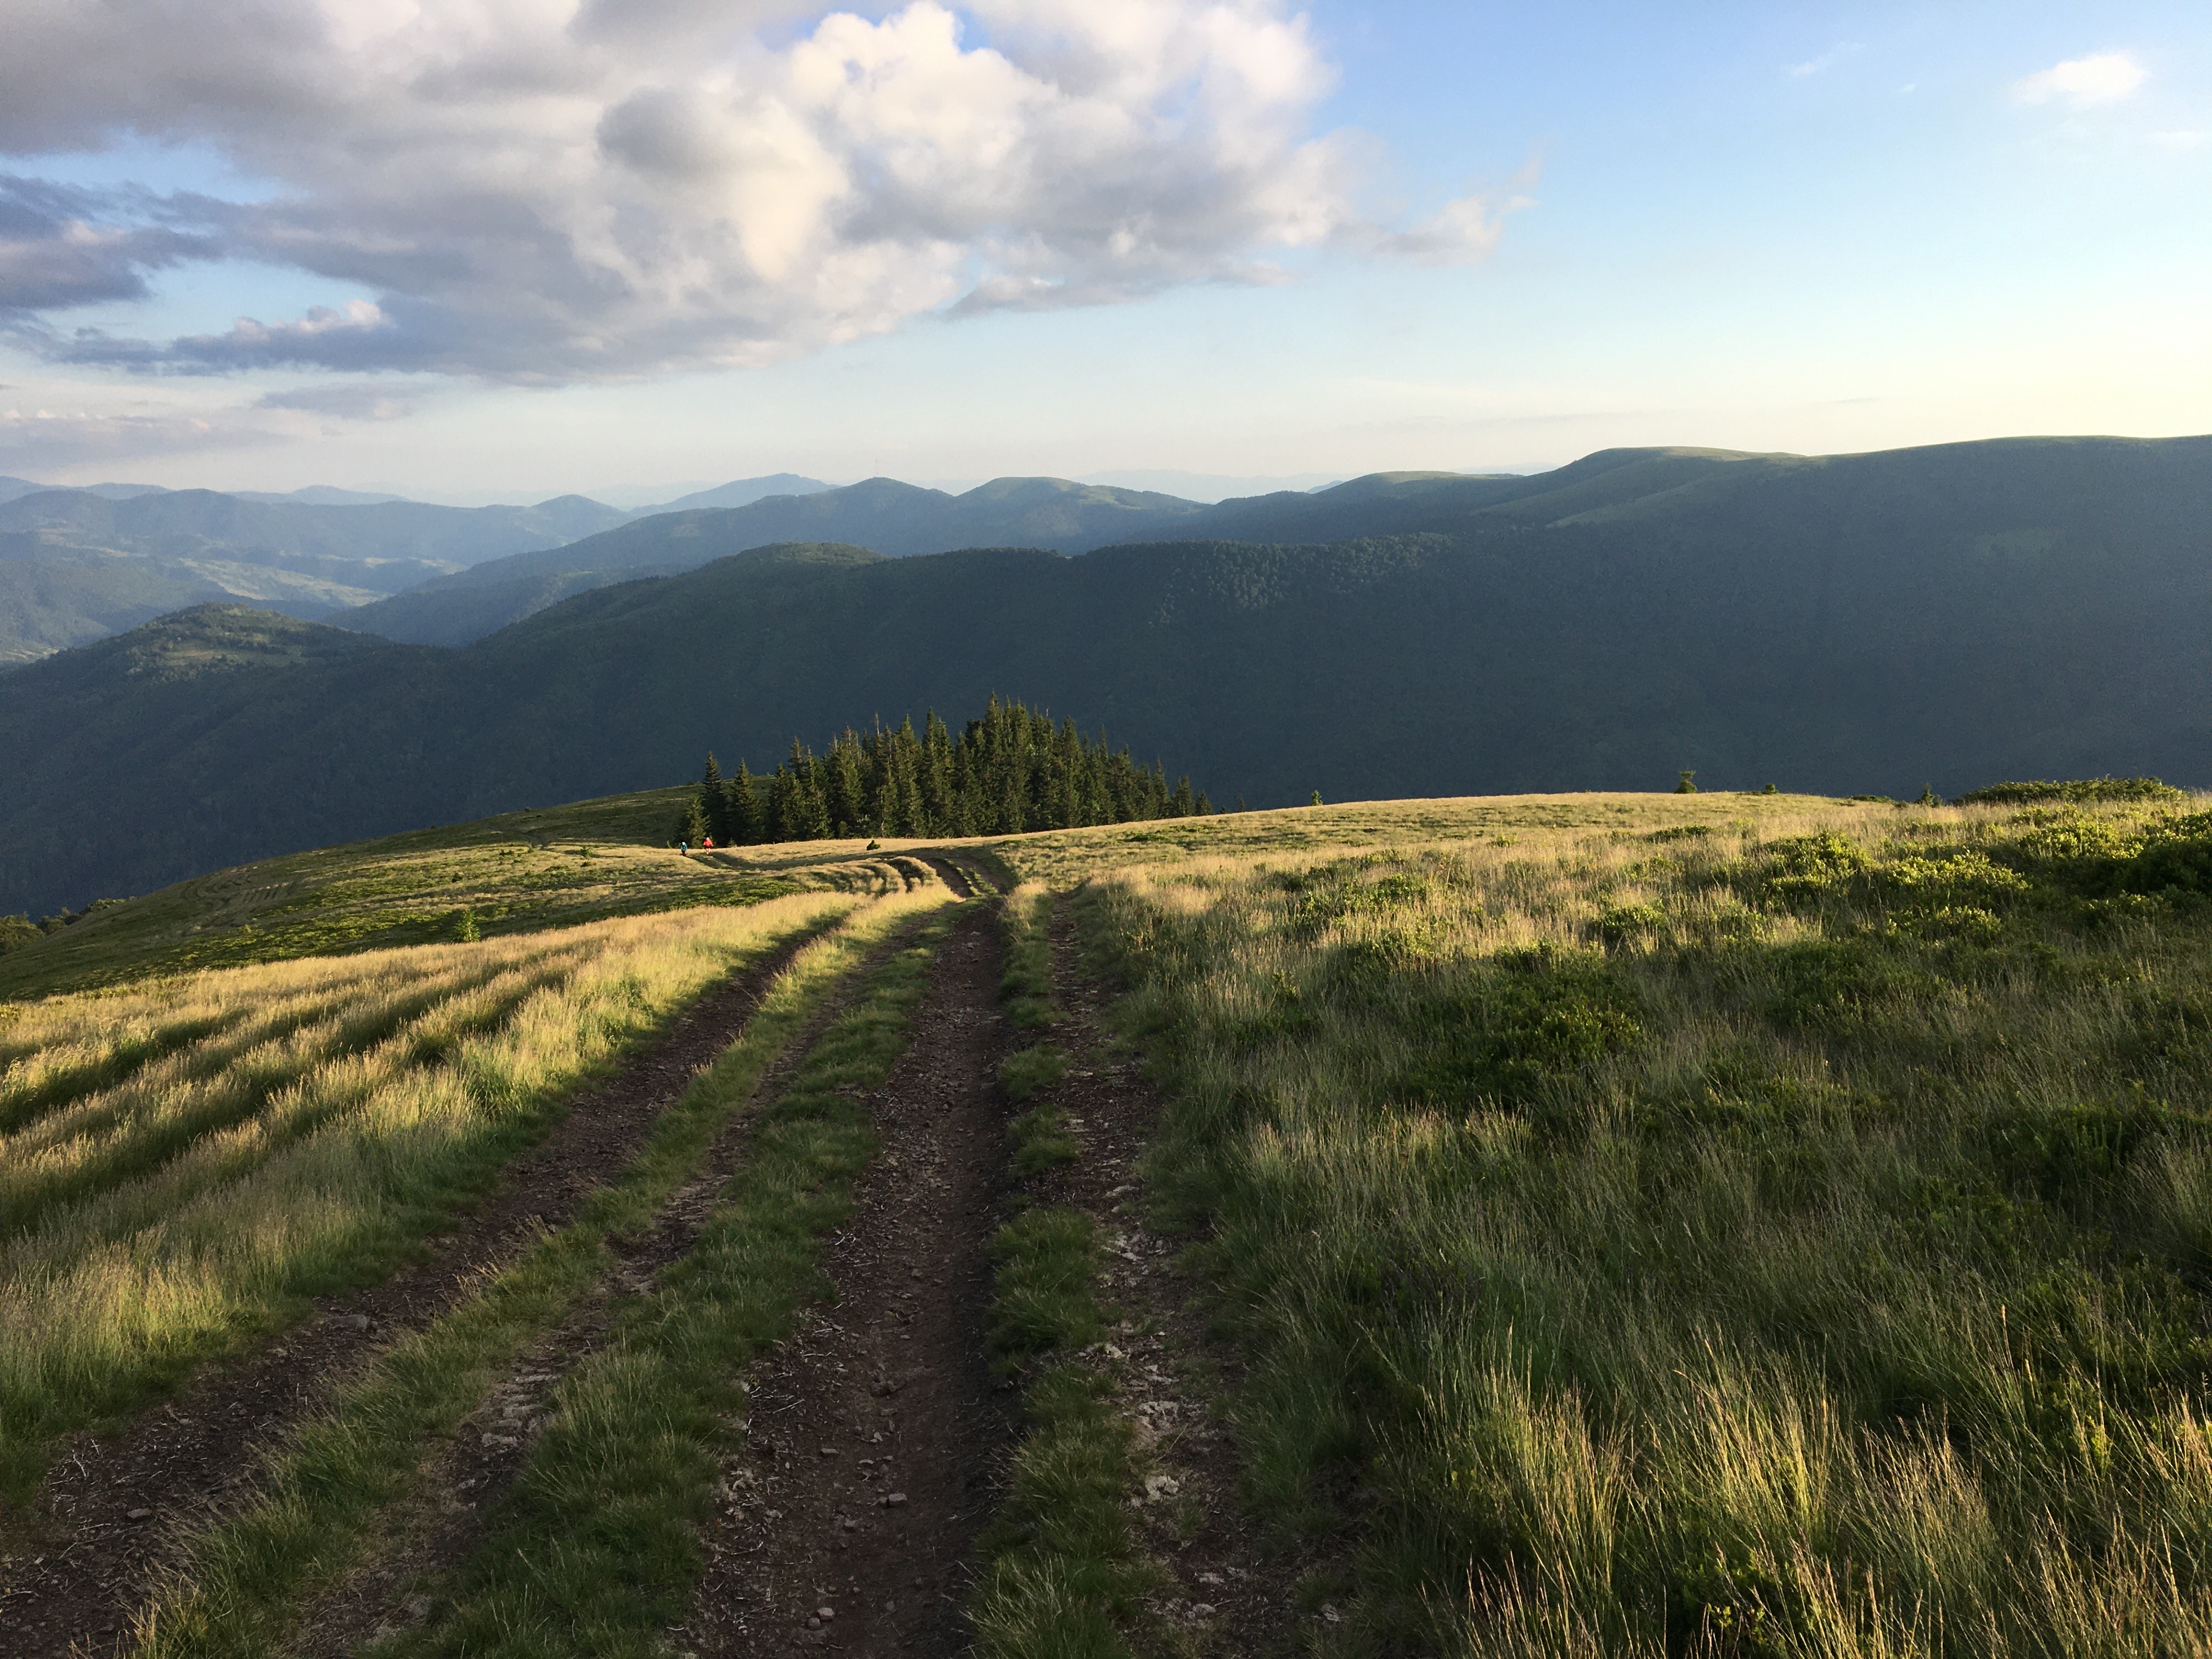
top-left (970, 886), bottom-right (1157, 1658)
top-left (1069, 797), bottom-right (2212, 1655)
top-left (0, 895), bottom-right (856, 1502)
top-left (129, 887), bottom-right (952, 1657)
top-left (379, 896), bottom-right (972, 1657)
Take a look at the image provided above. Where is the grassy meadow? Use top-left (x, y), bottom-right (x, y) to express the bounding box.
top-left (0, 888), bottom-right (864, 1498)
top-left (1024, 791), bottom-right (2212, 1655)
top-left (0, 785), bottom-right (914, 1003)
top-left (9, 778), bottom-right (2212, 1657)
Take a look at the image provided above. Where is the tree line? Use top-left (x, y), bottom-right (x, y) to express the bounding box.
top-left (678, 696), bottom-right (1213, 845)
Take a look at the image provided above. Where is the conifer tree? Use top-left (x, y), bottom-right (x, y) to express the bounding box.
top-left (725, 760), bottom-right (762, 844)
top-left (732, 697), bottom-right (1214, 846)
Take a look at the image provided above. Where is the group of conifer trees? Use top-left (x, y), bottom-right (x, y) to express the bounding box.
top-left (676, 696), bottom-right (1213, 845)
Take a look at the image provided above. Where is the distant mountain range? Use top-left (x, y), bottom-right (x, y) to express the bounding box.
top-left (338, 475), bottom-right (1224, 644)
top-left (330, 436), bottom-right (2212, 647)
top-left (0, 473), bottom-right (833, 661)
top-left (4, 433), bottom-right (2208, 919)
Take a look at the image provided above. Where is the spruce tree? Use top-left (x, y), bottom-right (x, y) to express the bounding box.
top-left (725, 760), bottom-right (762, 843)
top-left (736, 696), bottom-right (1216, 845)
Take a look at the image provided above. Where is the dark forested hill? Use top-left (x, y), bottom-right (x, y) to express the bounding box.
top-left (5, 466), bottom-right (2210, 917)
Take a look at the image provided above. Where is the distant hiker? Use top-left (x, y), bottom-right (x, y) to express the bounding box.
top-left (703, 835), bottom-right (714, 849)
top-left (679, 840), bottom-right (689, 855)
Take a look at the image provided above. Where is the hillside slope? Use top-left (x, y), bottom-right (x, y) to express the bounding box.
top-left (6, 498), bottom-right (2210, 917)
top-left (0, 551), bottom-right (229, 664)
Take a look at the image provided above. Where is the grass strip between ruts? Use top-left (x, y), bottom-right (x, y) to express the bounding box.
top-left (378, 895), bottom-right (970, 1657)
top-left (969, 887), bottom-right (1159, 1659)
top-left (129, 888), bottom-right (952, 1659)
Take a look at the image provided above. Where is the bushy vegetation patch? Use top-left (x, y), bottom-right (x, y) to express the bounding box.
top-left (1954, 776), bottom-right (2186, 806)
top-left (1002, 1044), bottom-right (1070, 1102)
top-left (1075, 799), bottom-right (2212, 1654)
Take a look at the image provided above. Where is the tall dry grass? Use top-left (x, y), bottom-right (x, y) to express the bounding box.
top-left (1082, 799), bottom-right (2212, 1655)
top-left (0, 891), bottom-right (855, 1497)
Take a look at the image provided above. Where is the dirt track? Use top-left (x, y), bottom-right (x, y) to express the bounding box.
top-left (1, 924), bottom-right (826, 1658)
top-left (4, 857), bottom-right (1305, 1655)
top-left (675, 902), bottom-right (1013, 1656)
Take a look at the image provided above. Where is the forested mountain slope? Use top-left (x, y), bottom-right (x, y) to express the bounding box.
top-left (6, 503), bottom-right (2208, 917)
top-left (337, 435), bottom-right (2212, 646)
top-left (345, 477), bottom-right (1214, 640)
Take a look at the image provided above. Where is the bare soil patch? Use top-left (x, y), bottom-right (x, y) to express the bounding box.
top-left (1, 926), bottom-right (823, 1659)
top-left (675, 903), bottom-right (1013, 1657)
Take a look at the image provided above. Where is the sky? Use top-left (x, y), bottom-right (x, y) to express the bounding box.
top-left (0, 0), bottom-right (2206, 504)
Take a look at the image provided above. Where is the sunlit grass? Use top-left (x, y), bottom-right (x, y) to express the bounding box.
top-left (0, 891), bottom-right (858, 1498)
top-left (1070, 792), bottom-right (2212, 1654)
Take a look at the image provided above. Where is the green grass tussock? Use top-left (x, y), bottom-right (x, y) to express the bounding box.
top-left (984, 1207), bottom-right (1108, 1373)
top-left (127, 886), bottom-right (950, 1658)
top-left (1072, 795), bottom-right (2212, 1655)
top-left (1001, 881), bottom-right (1062, 1029)
top-left (1001, 1043), bottom-right (1070, 1103)
top-left (971, 1362), bottom-right (1152, 1659)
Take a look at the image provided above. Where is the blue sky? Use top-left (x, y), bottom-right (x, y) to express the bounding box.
top-left (1, 1), bottom-right (2204, 502)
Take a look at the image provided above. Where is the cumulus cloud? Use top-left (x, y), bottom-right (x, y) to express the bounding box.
top-left (2013, 50), bottom-right (2148, 109)
top-left (0, 176), bottom-right (228, 314)
top-left (0, 1), bottom-right (1491, 383)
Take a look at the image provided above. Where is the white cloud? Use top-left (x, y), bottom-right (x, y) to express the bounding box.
top-left (0, 2), bottom-right (1488, 384)
top-left (256, 380), bottom-right (417, 420)
top-left (2013, 50), bottom-right (2148, 109)
top-left (1786, 43), bottom-right (1861, 80)
top-left (0, 396), bottom-right (316, 469)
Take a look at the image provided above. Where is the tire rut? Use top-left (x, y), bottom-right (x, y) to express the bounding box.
top-left (675, 902), bottom-right (1013, 1657)
top-left (1, 919), bottom-right (836, 1659)
top-left (1023, 904), bottom-right (1310, 1653)
top-left (289, 905), bottom-right (949, 1658)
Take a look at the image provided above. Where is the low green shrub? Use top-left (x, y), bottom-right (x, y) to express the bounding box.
top-left (1955, 776), bottom-right (2186, 806)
